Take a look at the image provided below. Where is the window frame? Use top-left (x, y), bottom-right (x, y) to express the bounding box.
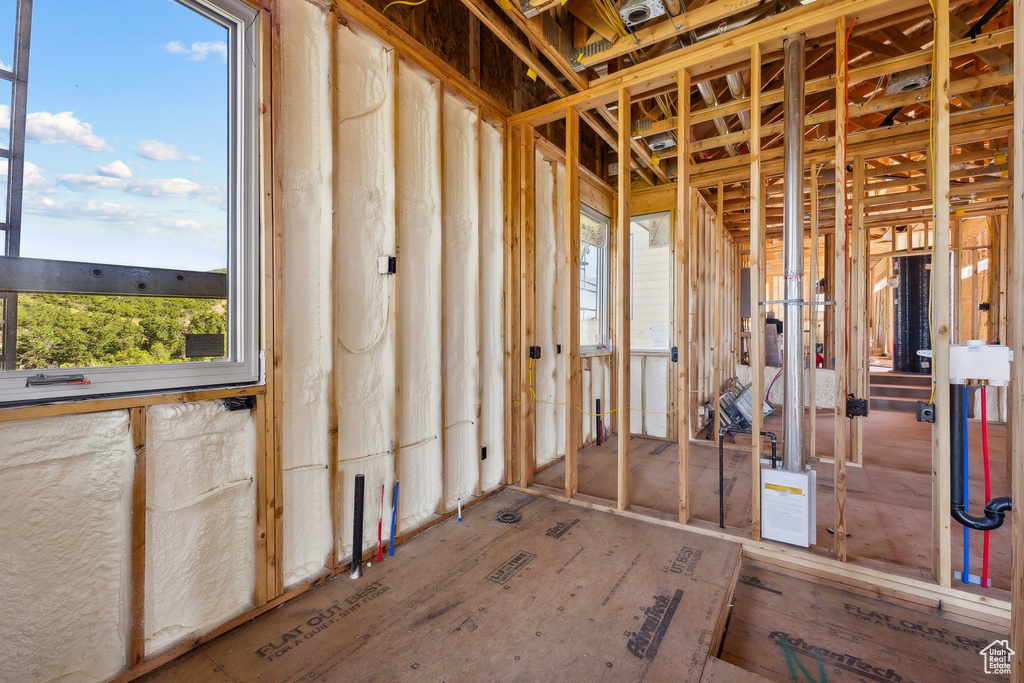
top-left (579, 204), bottom-right (611, 355)
top-left (0, 0), bottom-right (261, 405)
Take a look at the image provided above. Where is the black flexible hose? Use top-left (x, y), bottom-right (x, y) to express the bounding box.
top-left (950, 385), bottom-right (1011, 531)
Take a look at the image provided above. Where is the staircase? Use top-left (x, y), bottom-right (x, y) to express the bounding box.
top-left (869, 372), bottom-right (931, 413)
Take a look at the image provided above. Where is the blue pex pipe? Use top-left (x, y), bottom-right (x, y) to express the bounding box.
top-left (389, 481), bottom-right (399, 557)
top-left (963, 385), bottom-right (970, 584)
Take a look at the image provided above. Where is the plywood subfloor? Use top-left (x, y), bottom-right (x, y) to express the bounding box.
top-left (534, 410), bottom-right (1014, 592)
top-left (141, 490), bottom-right (742, 682)
top-left (721, 559), bottom-right (1010, 682)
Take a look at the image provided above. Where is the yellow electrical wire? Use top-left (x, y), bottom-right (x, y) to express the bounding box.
top-left (381, 0), bottom-right (428, 14)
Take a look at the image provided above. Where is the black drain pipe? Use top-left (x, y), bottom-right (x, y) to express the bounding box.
top-left (950, 385), bottom-right (1011, 530)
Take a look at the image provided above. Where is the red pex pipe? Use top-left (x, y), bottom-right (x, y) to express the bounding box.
top-left (981, 386), bottom-right (991, 587)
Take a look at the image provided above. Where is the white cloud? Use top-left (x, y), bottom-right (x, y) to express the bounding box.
top-left (26, 196), bottom-right (158, 223)
top-left (0, 60), bottom-right (10, 72)
top-left (166, 40), bottom-right (227, 63)
top-left (136, 138), bottom-right (199, 162)
top-left (26, 111), bottom-right (110, 151)
top-left (0, 106), bottom-right (110, 151)
top-left (0, 160), bottom-right (48, 190)
top-left (97, 159), bottom-right (132, 179)
top-left (57, 172), bottom-right (225, 207)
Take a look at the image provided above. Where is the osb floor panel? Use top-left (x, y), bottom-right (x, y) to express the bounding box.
top-left (533, 410), bottom-right (1013, 592)
top-left (721, 560), bottom-right (1010, 683)
top-left (142, 490), bottom-right (742, 682)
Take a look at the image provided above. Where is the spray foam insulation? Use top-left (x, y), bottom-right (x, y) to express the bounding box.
top-left (721, 559), bottom-right (1010, 682)
top-left (478, 121), bottom-right (505, 492)
top-left (0, 411), bottom-right (132, 682)
top-left (278, 0), bottom-right (333, 587)
top-left (396, 61), bottom-right (444, 532)
top-left (139, 490), bottom-right (742, 682)
top-left (582, 355), bottom-right (612, 444)
top-left (442, 92), bottom-right (482, 508)
top-left (332, 23), bottom-right (398, 565)
top-left (534, 153), bottom-right (563, 468)
top-left (736, 363), bottom-right (836, 409)
top-left (145, 400), bottom-right (257, 655)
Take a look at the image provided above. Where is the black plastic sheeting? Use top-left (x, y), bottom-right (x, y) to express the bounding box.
top-left (892, 254), bottom-right (932, 374)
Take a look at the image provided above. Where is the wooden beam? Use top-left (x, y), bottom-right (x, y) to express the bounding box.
top-left (456, 0), bottom-right (571, 97)
top-left (327, 8), bottom-right (341, 570)
top-left (616, 87), bottom-right (631, 511)
top-left (595, 106), bottom-right (668, 184)
top-left (519, 122), bottom-right (537, 487)
top-left (262, 4), bottom-right (284, 599)
top-left (128, 406), bottom-right (146, 669)
top-left (505, 124), bottom-right (522, 486)
top-left (931, 0), bottom-right (952, 589)
top-left (832, 15), bottom-right (848, 562)
top-left (1010, 0), bottom-right (1024, 662)
top-left (580, 110), bottom-right (656, 186)
top-left (748, 42), bottom-right (763, 542)
top-left (676, 67), bottom-right (692, 524)
top-left (565, 106), bottom-right (581, 499)
top-left (511, 0), bottom-right (896, 127)
top-left (578, 0), bottom-right (768, 68)
top-left (498, 5), bottom-right (588, 91)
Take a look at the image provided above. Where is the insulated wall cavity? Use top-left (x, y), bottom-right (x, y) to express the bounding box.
top-left (442, 93), bottom-right (481, 506)
top-left (479, 122), bottom-right (505, 490)
top-left (278, 0), bottom-right (333, 587)
top-left (396, 64), bottom-right (444, 530)
top-left (0, 412), bottom-right (133, 683)
top-left (145, 401), bottom-right (257, 655)
top-left (333, 25), bottom-right (397, 561)
top-left (643, 356), bottom-right (669, 437)
top-left (534, 154), bottom-right (562, 468)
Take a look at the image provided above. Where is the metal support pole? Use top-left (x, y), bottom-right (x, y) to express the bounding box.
top-left (782, 34), bottom-right (806, 473)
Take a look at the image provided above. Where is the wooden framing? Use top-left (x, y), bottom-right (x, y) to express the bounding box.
top-left (564, 107), bottom-right (581, 499)
top-left (7, 3), bottom-right (1024, 679)
top-left (748, 43), bottom-right (764, 542)
top-left (676, 67), bottom-right (692, 524)
top-left (519, 123), bottom-right (537, 488)
top-left (851, 156), bottom-right (865, 467)
top-left (1010, 0), bottom-right (1024, 669)
top-left (327, 5), bottom-right (342, 569)
top-left (615, 88), bottom-right (631, 511)
top-left (931, 0), bottom-right (953, 589)
top-left (128, 406), bottom-right (146, 669)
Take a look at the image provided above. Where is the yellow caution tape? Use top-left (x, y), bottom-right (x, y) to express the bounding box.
top-left (651, 152), bottom-right (660, 165)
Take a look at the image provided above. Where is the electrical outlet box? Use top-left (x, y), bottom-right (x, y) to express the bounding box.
top-left (529, 346), bottom-right (541, 359)
top-left (377, 256), bottom-right (396, 274)
top-left (481, 446), bottom-right (487, 461)
top-left (671, 346), bottom-right (678, 363)
top-left (916, 401), bottom-right (935, 423)
top-left (846, 395), bottom-right (869, 418)
top-left (557, 344), bottom-right (562, 355)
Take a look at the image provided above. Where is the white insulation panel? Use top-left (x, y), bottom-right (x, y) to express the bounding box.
top-left (442, 93), bottom-right (481, 507)
top-left (278, 0), bottom-right (333, 587)
top-left (396, 62), bottom-right (444, 530)
top-left (145, 401), bottom-right (257, 655)
top-left (333, 24), bottom-right (398, 562)
top-left (534, 154), bottom-right (561, 468)
top-left (479, 121), bottom-right (505, 490)
top-left (0, 411), bottom-right (132, 683)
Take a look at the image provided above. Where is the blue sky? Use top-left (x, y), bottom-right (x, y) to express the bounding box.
top-left (1, 0), bottom-right (229, 271)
